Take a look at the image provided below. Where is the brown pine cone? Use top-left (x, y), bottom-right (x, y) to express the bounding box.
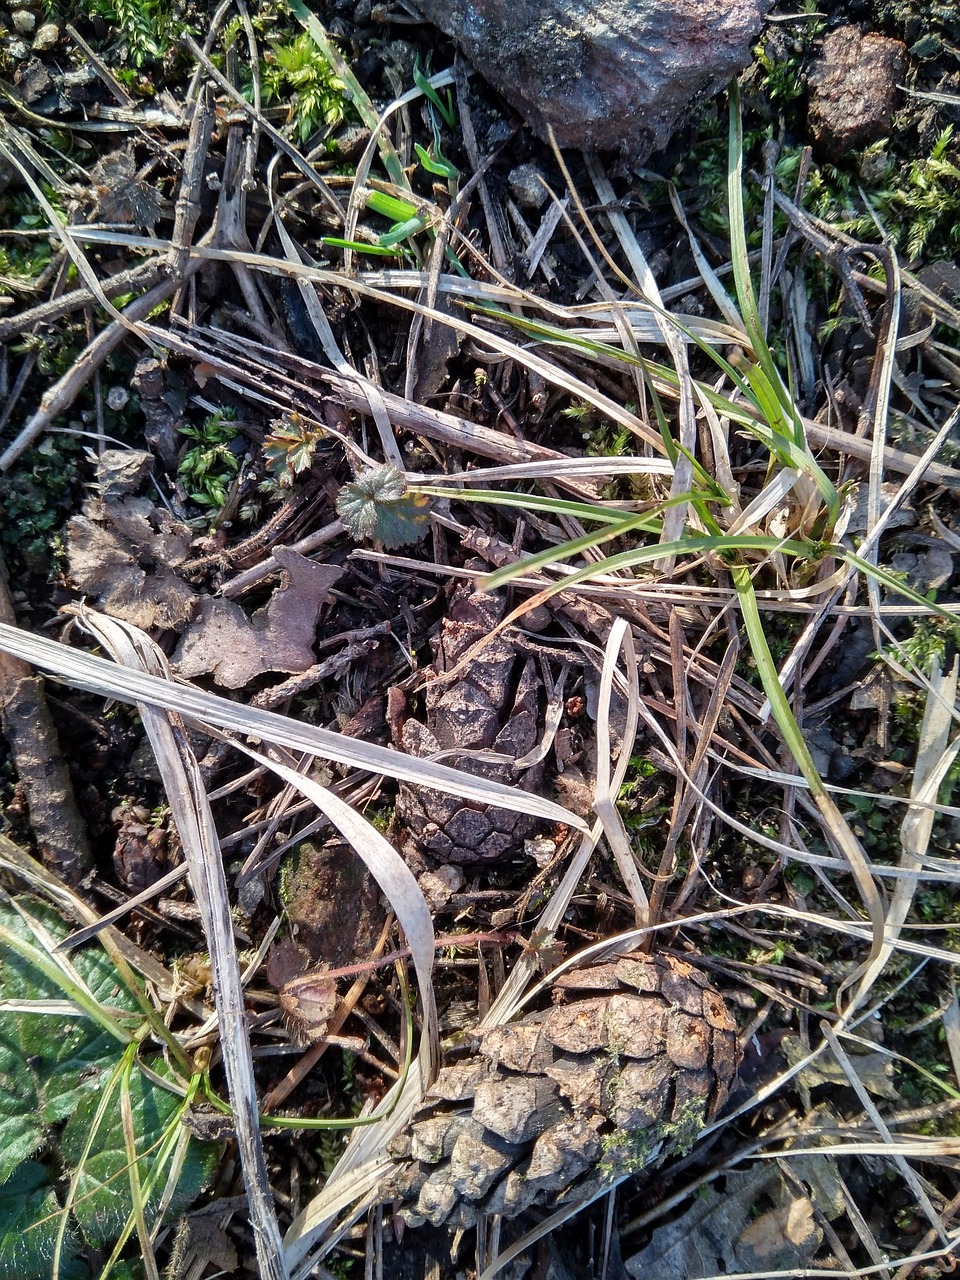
top-left (384, 952), bottom-right (740, 1228)
top-left (394, 586), bottom-right (545, 865)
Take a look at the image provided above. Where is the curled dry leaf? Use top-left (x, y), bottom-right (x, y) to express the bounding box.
top-left (173, 548), bottom-right (343, 688)
top-left (625, 1156), bottom-right (844, 1279)
top-left (277, 969), bottom-right (338, 1045)
top-left (66, 496), bottom-right (197, 631)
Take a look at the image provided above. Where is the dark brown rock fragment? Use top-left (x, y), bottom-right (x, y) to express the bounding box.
top-left (808, 25), bottom-right (906, 160)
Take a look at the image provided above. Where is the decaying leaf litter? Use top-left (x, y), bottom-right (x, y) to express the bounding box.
top-left (0, 2), bottom-right (960, 1278)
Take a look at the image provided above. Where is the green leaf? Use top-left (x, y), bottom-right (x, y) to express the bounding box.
top-left (0, 899), bottom-right (141, 1184)
top-left (363, 190), bottom-right (420, 223)
top-left (319, 237), bottom-right (401, 257)
top-left (378, 213), bottom-right (434, 248)
top-left (412, 58), bottom-right (456, 127)
top-left (414, 143), bottom-right (458, 179)
top-left (60, 1059), bottom-right (217, 1249)
top-left (0, 1161), bottom-right (85, 1280)
top-left (336, 465), bottom-right (432, 548)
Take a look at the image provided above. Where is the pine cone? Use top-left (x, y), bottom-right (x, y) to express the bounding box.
top-left (384, 952), bottom-right (740, 1228)
top-left (394, 586), bottom-right (545, 865)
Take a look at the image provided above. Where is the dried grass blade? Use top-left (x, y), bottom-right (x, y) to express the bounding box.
top-left (238, 743), bottom-right (437, 1269)
top-left (850, 657), bottom-right (960, 1009)
top-left (862, 249), bottom-right (902, 639)
top-left (821, 1024), bottom-right (949, 1241)
top-left (586, 155), bottom-right (696, 561)
top-left (593, 617), bottom-right (648, 924)
top-left (73, 610), bottom-right (289, 1280)
top-left (732, 566), bottom-right (886, 1011)
top-left (0, 621), bottom-right (584, 832)
top-left (270, 194), bottom-right (404, 469)
top-left (943, 988), bottom-right (960, 1088)
top-left (233, 739), bottom-right (438, 1072)
top-left (668, 183), bottom-right (745, 332)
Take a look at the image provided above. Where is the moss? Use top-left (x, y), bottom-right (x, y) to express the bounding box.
top-left (599, 1094), bottom-right (710, 1179)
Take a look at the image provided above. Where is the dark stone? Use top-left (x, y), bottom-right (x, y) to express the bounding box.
top-left (410, 0), bottom-right (772, 158)
top-left (808, 25), bottom-right (906, 160)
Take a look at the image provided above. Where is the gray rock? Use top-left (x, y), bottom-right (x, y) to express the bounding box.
top-left (411, 0), bottom-right (772, 158)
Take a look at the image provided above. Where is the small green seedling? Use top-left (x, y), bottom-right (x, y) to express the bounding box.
top-left (177, 408), bottom-right (241, 510)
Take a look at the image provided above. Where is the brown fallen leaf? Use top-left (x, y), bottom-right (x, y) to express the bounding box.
top-left (173, 546), bottom-right (342, 688)
top-left (66, 496), bottom-right (197, 631)
top-left (625, 1162), bottom-right (834, 1279)
top-left (737, 1194), bottom-right (818, 1259)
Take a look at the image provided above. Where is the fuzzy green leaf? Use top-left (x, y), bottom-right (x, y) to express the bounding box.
top-left (60, 1061), bottom-right (217, 1248)
top-left (336, 465), bottom-right (432, 548)
top-left (0, 1161), bottom-right (85, 1280)
top-left (0, 899), bottom-right (141, 1184)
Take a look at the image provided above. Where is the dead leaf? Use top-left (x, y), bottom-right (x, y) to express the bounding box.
top-left (781, 1035), bottom-right (899, 1100)
top-left (625, 1165), bottom-right (828, 1279)
top-left (92, 448), bottom-right (154, 499)
top-left (173, 547), bottom-right (342, 687)
top-left (277, 968), bottom-right (338, 1045)
top-left (89, 147), bottom-right (163, 230)
top-left (66, 496), bottom-right (197, 630)
top-left (737, 1194), bottom-right (818, 1258)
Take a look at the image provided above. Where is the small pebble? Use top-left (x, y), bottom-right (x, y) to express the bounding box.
top-left (741, 864), bottom-right (764, 891)
top-left (106, 385), bottom-right (130, 411)
top-left (508, 162), bottom-right (548, 210)
top-left (11, 9), bottom-right (36, 34)
top-left (32, 20), bottom-right (59, 49)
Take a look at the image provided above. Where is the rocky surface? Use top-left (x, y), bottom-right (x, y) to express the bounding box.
top-left (410, 0), bottom-right (773, 157)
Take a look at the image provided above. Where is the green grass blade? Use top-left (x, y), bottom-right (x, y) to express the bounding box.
top-left (730, 562), bottom-right (885, 1006)
top-left (480, 531), bottom-right (817, 595)
top-left (0, 920), bottom-right (136, 1044)
top-left (410, 485), bottom-right (651, 527)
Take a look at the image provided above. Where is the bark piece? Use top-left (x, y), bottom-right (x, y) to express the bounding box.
top-left (0, 556), bottom-right (92, 882)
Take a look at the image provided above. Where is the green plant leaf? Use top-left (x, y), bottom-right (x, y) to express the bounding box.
top-left (0, 1162), bottom-right (85, 1280)
top-left (60, 1059), bottom-right (217, 1248)
top-left (319, 236), bottom-right (401, 257)
top-left (336, 465), bottom-right (432, 548)
top-left (414, 142), bottom-right (458, 179)
top-left (413, 58), bottom-right (456, 127)
top-left (0, 899), bottom-right (141, 1184)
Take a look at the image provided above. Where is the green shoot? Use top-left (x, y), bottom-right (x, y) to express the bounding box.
top-left (413, 57), bottom-right (457, 128)
top-left (177, 408), bottom-right (241, 511)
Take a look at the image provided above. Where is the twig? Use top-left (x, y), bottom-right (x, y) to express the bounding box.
top-left (64, 22), bottom-right (135, 107)
top-left (0, 554), bottom-right (92, 882)
top-left (0, 258), bottom-right (162, 344)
